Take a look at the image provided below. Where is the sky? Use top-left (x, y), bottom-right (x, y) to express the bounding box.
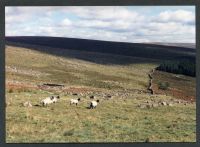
top-left (5, 6), bottom-right (195, 43)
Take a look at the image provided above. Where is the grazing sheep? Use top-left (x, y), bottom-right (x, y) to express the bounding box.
top-left (52, 96), bottom-right (60, 103)
top-left (89, 100), bottom-right (99, 109)
top-left (70, 98), bottom-right (81, 106)
top-left (41, 96), bottom-right (54, 106)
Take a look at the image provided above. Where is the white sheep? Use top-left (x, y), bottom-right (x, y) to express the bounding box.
top-left (41, 96), bottom-right (54, 106)
top-left (51, 96), bottom-right (60, 103)
top-left (70, 98), bottom-right (81, 106)
top-left (89, 100), bottom-right (99, 109)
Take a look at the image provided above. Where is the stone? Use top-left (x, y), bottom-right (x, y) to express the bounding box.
top-left (152, 103), bottom-right (159, 108)
top-left (107, 95), bottom-right (112, 98)
top-left (138, 104), bottom-right (146, 109)
top-left (161, 102), bottom-right (167, 106)
top-left (23, 101), bottom-right (32, 107)
top-left (140, 105), bottom-right (146, 109)
top-left (168, 103), bottom-right (173, 106)
top-left (90, 95), bottom-right (95, 99)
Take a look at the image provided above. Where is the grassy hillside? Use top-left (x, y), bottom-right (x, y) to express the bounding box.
top-left (6, 45), bottom-right (158, 91)
top-left (5, 43), bottom-right (196, 142)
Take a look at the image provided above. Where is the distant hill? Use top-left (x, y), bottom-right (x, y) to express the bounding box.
top-left (148, 42), bottom-right (195, 49)
top-left (6, 36), bottom-right (196, 61)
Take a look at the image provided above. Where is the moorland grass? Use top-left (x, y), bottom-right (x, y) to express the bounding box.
top-left (5, 45), bottom-right (196, 142)
top-left (6, 90), bottom-right (196, 142)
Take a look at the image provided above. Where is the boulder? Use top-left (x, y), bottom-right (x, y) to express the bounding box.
top-left (23, 101), bottom-right (32, 107)
top-left (161, 102), bottom-right (167, 106)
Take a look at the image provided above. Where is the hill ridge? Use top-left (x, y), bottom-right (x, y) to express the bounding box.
top-left (6, 36), bottom-right (195, 61)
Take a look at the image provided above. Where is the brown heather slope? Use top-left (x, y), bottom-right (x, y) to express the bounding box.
top-left (151, 70), bottom-right (196, 102)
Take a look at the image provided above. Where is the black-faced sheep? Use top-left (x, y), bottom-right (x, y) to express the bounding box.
top-left (41, 96), bottom-right (60, 106)
top-left (70, 98), bottom-right (81, 106)
top-left (89, 100), bottom-right (99, 109)
top-left (52, 96), bottom-right (60, 103)
top-left (41, 96), bottom-right (54, 106)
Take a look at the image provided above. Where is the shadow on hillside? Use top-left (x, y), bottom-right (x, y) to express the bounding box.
top-left (5, 36), bottom-right (196, 65)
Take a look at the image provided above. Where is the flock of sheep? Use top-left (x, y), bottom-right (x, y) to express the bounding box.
top-left (40, 95), bottom-right (100, 109)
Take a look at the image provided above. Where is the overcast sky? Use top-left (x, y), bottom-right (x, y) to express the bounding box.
top-left (5, 6), bottom-right (195, 43)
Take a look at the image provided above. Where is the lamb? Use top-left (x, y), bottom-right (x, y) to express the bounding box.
top-left (70, 98), bottom-right (81, 106)
top-left (41, 96), bottom-right (54, 106)
top-left (89, 100), bottom-right (99, 109)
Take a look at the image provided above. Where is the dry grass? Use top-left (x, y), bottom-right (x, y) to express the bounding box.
top-left (5, 45), bottom-right (196, 142)
top-left (6, 91), bottom-right (196, 142)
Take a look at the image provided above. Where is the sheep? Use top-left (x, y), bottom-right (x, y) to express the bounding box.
top-left (70, 98), bottom-right (81, 106)
top-left (51, 96), bottom-right (60, 103)
top-left (89, 100), bottom-right (99, 109)
top-left (41, 96), bottom-right (54, 106)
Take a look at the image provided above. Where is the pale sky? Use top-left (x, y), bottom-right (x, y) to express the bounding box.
top-left (5, 6), bottom-right (195, 43)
